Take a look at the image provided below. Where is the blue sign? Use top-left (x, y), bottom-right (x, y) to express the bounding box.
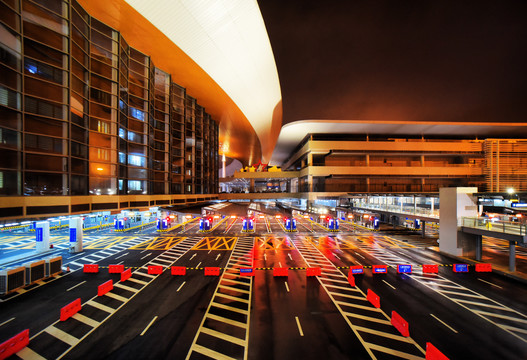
top-left (240, 268), bottom-right (253, 274)
top-left (397, 264), bottom-right (412, 274)
top-left (373, 266), bottom-right (387, 273)
top-left (351, 267), bottom-right (364, 274)
top-left (36, 227), bottom-right (43, 242)
top-left (512, 203), bottom-right (527, 208)
top-left (69, 228), bottom-right (77, 242)
top-left (454, 264), bottom-right (469, 273)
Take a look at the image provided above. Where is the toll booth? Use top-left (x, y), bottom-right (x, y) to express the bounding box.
top-left (69, 217), bottom-right (83, 253)
top-left (199, 217), bottom-right (212, 232)
top-left (373, 217), bottom-right (380, 230)
top-left (284, 217), bottom-right (297, 231)
top-left (328, 217), bottom-right (339, 231)
top-left (35, 221), bottom-right (50, 253)
top-left (156, 218), bottom-right (168, 230)
top-left (242, 217), bottom-right (254, 232)
top-left (114, 218), bottom-right (124, 230)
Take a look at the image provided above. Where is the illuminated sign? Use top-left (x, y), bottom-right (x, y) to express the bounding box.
top-left (397, 264), bottom-right (412, 274)
top-left (372, 265), bottom-right (388, 274)
top-left (511, 203), bottom-right (527, 207)
top-left (69, 228), bottom-right (77, 242)
top-left (36, 227), bottom-right (43, 242)
top-left (453, 264), bottom-right (469, 273)
top-left (350, 265), bottom-right (364, 274)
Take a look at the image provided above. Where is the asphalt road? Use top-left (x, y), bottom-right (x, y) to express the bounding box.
top-left (1, 215), bottom-right (526, 359)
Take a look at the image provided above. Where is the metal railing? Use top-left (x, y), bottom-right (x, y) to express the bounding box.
top-left (355, 203), bottom-right (440, 218)
top-left (461, 217), bottom-right (527, 236)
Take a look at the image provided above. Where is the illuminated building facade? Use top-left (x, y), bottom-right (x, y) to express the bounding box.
top-left (0, 0), bottom-right (219, 218)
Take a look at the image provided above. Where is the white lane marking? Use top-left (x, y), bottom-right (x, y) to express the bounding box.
top-left (140, 253), bottom-right (152, 260)
top-left (208, 250), bottom-right (211, 254)
top-left (355, 252), bottom-right (365, 259)
top-left (285, 281), bottom-right (290, 292)
top-left (295, 316), bottom-right (304, 336)
top-left (190, 253), bottom-right (197, 260)
top-left (334, 254), bottom-right (341, 260)
top-left (177, 281), bottom-right (186, 292)
top-left (216, 253), bottom-right (221, 261)
top-left (382, 280), bottom-right (396, 290)
top-left (279, 262), bottom-right (283, 268)
top-left (0, 317), bottom-right (15, 327)
top-left (355, 260), bottom-right (363, 266)
top-left (116, 261), bottom-right (124, 265)
top-left (288, 253), bottom-right (293, 261)
top-left (115, 252), bottom-right (128, 260)
top-left (430, 314), bottom-right (458, 333)
top-left (66, 280), bottom-right (86, 292)
top-left (264, 253), bottom-right (267, 261)
top-left (477, 278), bottom-right (503, 289)
top-left (140, 316), bottom-right (158, 336)
top-left (140, 249), bottom-right (148, 253)
top-left (196, 262), bottom-right (202, 268)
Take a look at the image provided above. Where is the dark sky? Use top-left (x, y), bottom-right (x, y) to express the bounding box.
top-left (258, 0), bottom-right (527, 125)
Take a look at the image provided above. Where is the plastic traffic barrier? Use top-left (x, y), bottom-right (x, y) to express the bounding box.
top-left (306, 267), bottom-right (321, 277)
top-left (453, 264), bottom-right (469, 273)
top-left (0, 329), bottom-right (29, 360)
top-left (422, 264), bottom-right (439, 274)
top-left (372, 265), bottom-right (388, 274)
top-left (60, 298), bottom-right (81, 322)
top-left (350, 265), bottom-right (364, 275)
top-left (171, 266), bottom-right (186, 276)
top-left (367, 289), bottom-right (380, 308)
top-left (121, 268), bottom-right (132, 282)
top-left (98, 280), bottom-right (113, 296)
top-left (240, 268), bottom-right (255, 276)
top-left (426, 342), bottom-right (449, 360)
top-left (109, 264), bottom-right (124, 274)
top-left (273, 267), bottom-right (289, 277)
top-left (204, 267), bottom-right (221, 276)
top-left (397, 265), bottom-right (412, 274)
top-left (475, 263), bottom-right (492, 272)
top-left (148, 265), bottom-right (163, 275)
top-left (348, 272), bottom-right (356, 287)
top-left (83, 264), bottom-right (99, 273)
top-left (391, 311), bottom-right (409, 337)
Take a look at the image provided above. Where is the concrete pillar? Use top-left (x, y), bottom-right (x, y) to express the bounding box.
top-left (439, 187), bottom-right (479, 256)
top-left (509, 242), bottom-right (516, 272)
top-left (35, 221), bottom-right (50, 253)
top-left (421, 220), bottom-right (426, 238)
top-left (250, 179), bottom-right (255, 192)
top-left (69, 217), bottom-right (83, 253)
top-left (475, 235), bottom-right (482, 261)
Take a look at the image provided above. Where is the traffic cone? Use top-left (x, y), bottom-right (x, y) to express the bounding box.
top-left (67, 266), bottom-right (70, 272)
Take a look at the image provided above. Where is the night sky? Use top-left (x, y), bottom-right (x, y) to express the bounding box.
top-left (258, 0), bottom-right (527, 125)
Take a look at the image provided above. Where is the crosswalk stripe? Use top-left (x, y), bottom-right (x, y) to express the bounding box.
top-left (72, 313), bottom-right (100, 327)
top-left (45, 325), bottom-right (79, 346)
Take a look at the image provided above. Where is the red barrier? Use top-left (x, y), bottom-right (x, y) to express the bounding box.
top-left (60, 298), bottom-right (81, 322)
top-left (391, 311), bottom-right (409, 337)
top-left (240, 268), bottom-right (255, 276)
top-left (475, 263), bottom-right (492, 272)
top-left (367, 289), bottom-right (380, 308)
top-left (273, 267), bottom-right (289, 277)
top-left (121, 268), bottom-right (132, 282)
top-left (98, 280), bottom-right (113, 296)
top-left (348, 273), bottom-right (356, 287)
top-left (171, 266), bottom-right (186, 276)
top-left (426, 342), bottom-right (449, 360)
top-left (109, 264), bottom-right (124, 274)
top-left (422, 264), bottom-right (439, 274)
top-left (306, 267), bottom-right (321, 277)
top-left (372, 265), bottom-right (388, 274)
top-left (148, 265), bottom-right (163, 275)
top-left (83, 264), bottom-right (99, 273)
top-left (0, 329), bottom-right (29, 360)
top-left (204, 267), bottom-right (221, 276)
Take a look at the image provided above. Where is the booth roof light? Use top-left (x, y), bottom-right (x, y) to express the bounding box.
top-left (363, 214), bottom-right (370, 218)
top-left (319, 215), bottom-right (326, 219)
top-left (185, 215), bottom-right (192, 219)
top-left (259, 215), bottom-right (265, 218)
top-left (303, 215), bottom-right (309, 218)
top-left (230, 215), bottom-right (237, 218)
top-left (214, 215), bottom-right (221, 219)
top-left (348, 214), bottom-right (353, 218)
top-left (169, 215), bottom-right (176, 219)
top-left (275, 214), bottom-right (282, 218)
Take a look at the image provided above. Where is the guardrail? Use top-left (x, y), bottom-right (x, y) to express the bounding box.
top-left (355, 203), bottom-right (439, 218)
top-left (461, 217), bottom-right (527, 236)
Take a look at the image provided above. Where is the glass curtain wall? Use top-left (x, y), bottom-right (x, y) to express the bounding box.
top-left (0, 0), bottom-right (219, 197)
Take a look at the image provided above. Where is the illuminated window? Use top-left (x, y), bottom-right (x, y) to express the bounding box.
top-left (128, 180), bottom-right (142, 190)
top-left (128, 154), bottom-right (145, 167)
top-left (130, 107), bottom-right (145, 121)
